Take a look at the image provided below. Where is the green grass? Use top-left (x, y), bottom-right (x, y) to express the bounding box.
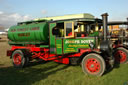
top-left (0, 42), bottom-right (128, 85)
top-left (0, 61), bottom-right (128, 85)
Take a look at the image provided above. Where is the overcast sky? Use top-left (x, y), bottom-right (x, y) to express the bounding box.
top-left (0, 0), bottom-right (128, 30)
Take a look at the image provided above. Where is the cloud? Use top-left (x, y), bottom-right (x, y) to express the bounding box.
top-left (0, 11), bottom-right (32, 29)
top-left (41, 10), bottom-right (47, 14)
top-left (0, 11), bottom-right (4, 14)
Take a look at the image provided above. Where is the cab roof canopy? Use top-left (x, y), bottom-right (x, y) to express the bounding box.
top-left (35, 13), bottom-right (95, 21)
top-left (18, 13), bottom-right (98, 25)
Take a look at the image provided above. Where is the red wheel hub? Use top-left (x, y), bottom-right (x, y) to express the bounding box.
top-left (85, 58), bottom-right (100, 74)
top-left (13, 53), bottom-right (22, 65)
top-left (115, 50), bottom-right (127, 63)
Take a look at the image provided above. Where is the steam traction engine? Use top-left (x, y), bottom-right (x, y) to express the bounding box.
top-left (7, 13), bottom-right (114, 76)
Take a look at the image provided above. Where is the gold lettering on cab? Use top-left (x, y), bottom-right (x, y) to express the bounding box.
top-left (65, 40), bottom-right (94, 44)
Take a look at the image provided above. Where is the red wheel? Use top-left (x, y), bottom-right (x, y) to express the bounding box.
top-left (13, 53), bottom-right (22, 65)
top-left (82, 53), bottom-right (106, 76)
top-left (114, 47), bottom-right (128, 64)
top-left (86, 58), bottom-right (101, 74)
top-left (12, 49), bottom-right (29, 68)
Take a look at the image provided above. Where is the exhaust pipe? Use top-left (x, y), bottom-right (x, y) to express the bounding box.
top-left (101, 13), bottom-right (108, 41)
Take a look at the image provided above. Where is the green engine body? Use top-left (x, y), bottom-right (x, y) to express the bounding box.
top-left (8, 21), bottom-right (49, 44)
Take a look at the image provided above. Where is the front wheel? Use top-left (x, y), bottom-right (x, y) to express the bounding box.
top-left (81, 53), bottom-right (106, 76)
top-left (12, 49), bottom-right (29, 68)
top-left (113, 47), bottom-right (128, 64)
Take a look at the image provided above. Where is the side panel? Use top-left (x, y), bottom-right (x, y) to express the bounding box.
top-left (49, 23), bottom-right (56, 54)
top-left (56, 38), bottom-right (63, 54)
top-left (63, 38), bottom-right (95, 54)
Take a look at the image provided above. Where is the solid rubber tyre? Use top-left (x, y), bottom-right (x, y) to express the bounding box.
top-left (81, 53), bottom-right (106, 76)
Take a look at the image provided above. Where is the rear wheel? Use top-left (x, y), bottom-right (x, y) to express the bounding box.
top-left (81, 53), bottom-right (106, 76)
top-left (114, 47), bottom-right (128, 64)
top-left (12, 49), bottom-right (29, 68)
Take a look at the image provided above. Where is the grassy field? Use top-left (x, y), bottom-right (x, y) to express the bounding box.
top-left (0, 41), bottom-right (128, 85)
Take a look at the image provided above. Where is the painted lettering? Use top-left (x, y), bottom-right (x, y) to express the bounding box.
top-left (65, 39), bottom-right (94, 44)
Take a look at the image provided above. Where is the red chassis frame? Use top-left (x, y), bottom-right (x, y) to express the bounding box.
top-left (7, 45), bottom-right (100, 64)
